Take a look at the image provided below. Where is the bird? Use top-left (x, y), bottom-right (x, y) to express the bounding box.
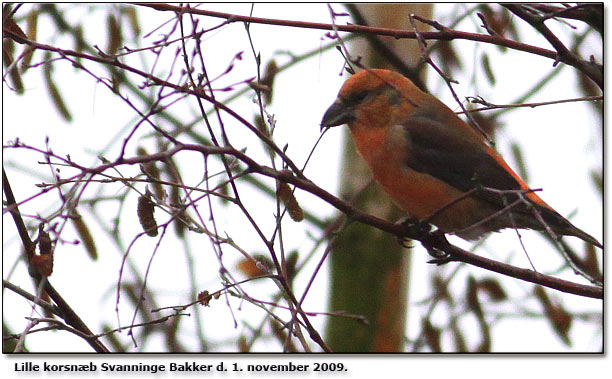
top-left (320, 69), bottom-right (602, 249)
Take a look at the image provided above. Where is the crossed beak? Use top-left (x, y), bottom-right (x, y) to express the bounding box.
top-left (320, 99), bottom-right (355, 131)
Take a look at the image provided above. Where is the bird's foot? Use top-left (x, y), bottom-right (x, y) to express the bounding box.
top-left (396, 217), bottom-right (432, 248)
top-left (424, 230), bottom-right (454, 265)
top-left (396, 218), bottom-right (454, 264)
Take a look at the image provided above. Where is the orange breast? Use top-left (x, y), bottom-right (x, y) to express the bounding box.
top-left (348, 122), bottom-right (485, 233)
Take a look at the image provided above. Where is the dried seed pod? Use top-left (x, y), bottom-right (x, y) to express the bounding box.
top-left (124, 6), bottom-right (141, 38)
top-left (260, 60), bottom-right (278, 104)
top-left (197, 290), bottom-right (212, 306)
top-left (30, 225), bottom-right (53, 276)
top-left (276, 181), bottom-right (304, 222)
top-left (254, 114), bottom-right (269, 137)
top-left (534, 286), bottom-right (572, 345)
top-left (236, 254), bottom-right (271, 278)
top-left (169, 184), bottom-right (186, 237)
top-left (37, 224), bottom-right (52, 255)
top-left (106, 13), bottom-right (122, 56)
top-left (238, 335), bottom-right (249, 352)
top-left (137, 192), bottom-right (158, 237)
top-left (71, 211), bottom-right (98, 260)
top-left (21, 8), bottom-right (38, 71)
top-left (218, 179), bottom-right (230, 206)
top-left (137, 147), bottom-right (163, 201)
top-left (476, 278), bottom-right (507, 302)
top-left (3, 37), bottom-right (24, 94)
top-left (43, 51), bottom-right (72, 121)
top-left (29, 254), bottom-right (53, 277)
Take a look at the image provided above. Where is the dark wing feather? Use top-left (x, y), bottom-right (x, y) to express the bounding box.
top-left (403, 114), bottom-right (578, 230)
top-left (404, 114), bottom-right (522, 194)
top-left (401, 110), bottom-right (600, 245)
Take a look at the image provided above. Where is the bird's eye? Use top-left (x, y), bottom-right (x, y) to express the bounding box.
top-left (350, 91), bottom-right (369, 104)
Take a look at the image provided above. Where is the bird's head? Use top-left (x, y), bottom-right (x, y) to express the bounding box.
top-left (320, 69), bottom-right (421, 131)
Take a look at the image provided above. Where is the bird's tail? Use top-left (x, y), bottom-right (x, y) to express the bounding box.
top-left (563, 224), bottom-right (603, 249)
top-left (526, 203), bottom-right (602, 249)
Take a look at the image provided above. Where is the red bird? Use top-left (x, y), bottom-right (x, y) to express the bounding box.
top-left (321, 69), bottom-right (602, 248)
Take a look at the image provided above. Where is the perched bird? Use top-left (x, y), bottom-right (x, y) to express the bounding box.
top-left (321, 69), bottom-right (602, 248)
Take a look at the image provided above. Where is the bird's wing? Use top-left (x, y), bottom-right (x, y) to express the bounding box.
top-left (401, 113), bottom-right (600, 246)
top-left (401, 113), bottom-right (567, 224)
top-left (403, 114), bottom-right (521, 193)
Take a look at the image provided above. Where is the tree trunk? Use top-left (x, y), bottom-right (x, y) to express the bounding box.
top-left (326, 3), bottom-right (433, 352)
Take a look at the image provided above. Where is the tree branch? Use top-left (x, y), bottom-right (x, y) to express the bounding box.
top-left (3, 169), bottom-right (110, 352)
top-left (8, 143), bottom-right (601, 300)
top-left (503, 4), bottom-right (602, 89)
top-left (135, 3), bottom-right (602, 88)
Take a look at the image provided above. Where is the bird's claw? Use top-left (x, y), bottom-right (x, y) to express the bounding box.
top-left (424, 230), bottom-right (454, 264)
top-left (395, 218), bottom-right (455, 263)
top-left (396, 217), bottom-right (432, 247)
top-left (426, 248), bottom-right (453, 265)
